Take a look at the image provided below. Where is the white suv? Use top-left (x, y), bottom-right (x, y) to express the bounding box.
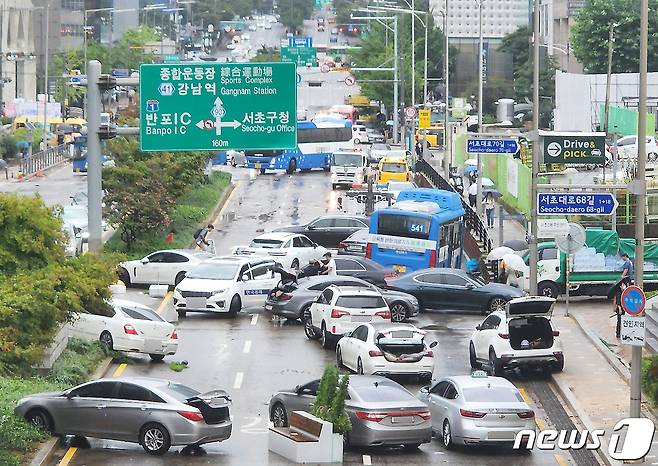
top-left (468, 296), bottom-right (563, 375)
top-left (305, 285), bottom-right (391, 349)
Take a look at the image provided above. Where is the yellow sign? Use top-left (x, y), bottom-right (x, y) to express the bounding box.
top-left (418, 109), bottom-right (431, 129)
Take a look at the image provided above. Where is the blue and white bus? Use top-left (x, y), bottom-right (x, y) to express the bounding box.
top-left (244, 119), bottom-right (353, 174)
top-left (366, 188), bottom-right (465, 273)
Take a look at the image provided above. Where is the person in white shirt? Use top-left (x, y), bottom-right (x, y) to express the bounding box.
top-left (468, 182), bottom-right (478, 208)
top-left (321, 252), bottom-right (337, 276)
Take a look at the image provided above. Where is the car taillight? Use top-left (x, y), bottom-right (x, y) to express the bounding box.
top-left (368, 350), bottom-right (384, 357)
top-left (170, 329), bottom-right (178, 339)
top-left (415, 410), bottom-right (432, 420)
top-left (384, 272), bottom-right (398, 279)
top-left (375, 310), bottom-right (391, 320)
top-left (424, 350), bottom-right (434, 357)
top-left (517, 410), bottom-right (535, 419)
top-left (460, 409), bottom-right (486, 418)
top-left (338, 241), bottom-right (346, 251)
top-left (552, 330), bottom-right (560, 337)
top-left (279, 293), bottom-right (293, 301)
top-left (331, 309), bottom-right (350, 318)
top-left (355, 411), bottom-right (387, 422)
top-left (429, 249), bottom-right (437, 267)
top-left (124, 324), bottom-right (138, 335)
top-left (366, 243), bottom-right (373, 259)
top-left (498, 333), bottom-right (509, 339)
top-left (178, 411), bottom-right (204, 422)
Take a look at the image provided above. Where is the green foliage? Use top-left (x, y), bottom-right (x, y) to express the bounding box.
top-left (0, 135), bottom-right (17, 159)
top-left (311, 366), bottom-right (352, 435)
top-left (0, 451), bottom-right (20, 466)
top-left (642, 355), bottom-right (658, 405)
top-left (48, 339), bottom-right (108, 386)
top-left (571, 0), bottom-right (658, 73)
top-left (278, 0), bottom-right (314, 33)
top-left (169, 361), bottom-right (189, 372)
top-left (13, 127), bottom-right (44, 147)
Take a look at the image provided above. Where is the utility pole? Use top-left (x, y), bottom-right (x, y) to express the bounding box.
top-left (443, 1), bottom-right (450, 177)
top-left (602, 23), bottom-right (616, 183)
top-left (631, 0), bottom-right (648, 420)
top-left (86, 60), bottom-right (102, 252)
top-left (529, 0), bottom-right (541, 295)
top-left (400, 55), bottom-right (405, 146)
top-left (393, 15), bottom-right (399, 144)
top-left (42, 3), bottom-right (49, 150)
top-left (476, 0), bottom-right (484, 217)
top-left (411, 0), bottom-right (415, 106)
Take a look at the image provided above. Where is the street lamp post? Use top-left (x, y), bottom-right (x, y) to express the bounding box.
top-left (43, 3), bottom-right (50, 150)
top-left (529, 0), bottom-right (541, 295)
top-left (475, 0), bottom-right (484, 217)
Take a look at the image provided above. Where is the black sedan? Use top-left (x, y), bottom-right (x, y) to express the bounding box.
top-left (274, 215), bottom-right (369, 248)
top-left (338, 228), bottom-right (368, 256)
top-left (386, 268), bottom-right (525, 314)
top-left (299, 255), bottom-right (395, 288)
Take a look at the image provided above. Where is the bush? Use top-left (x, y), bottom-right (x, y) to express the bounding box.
top-left (49, 339), bottom-right (108, 385)
top-left (311, 366), bottom-right (352, 435)
top-left (0, 135), bottom-right (17, 159)
top-left (642, 355), bottom-right (658, 405)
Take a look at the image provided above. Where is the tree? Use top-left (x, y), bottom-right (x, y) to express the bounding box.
top-left (278, 0), bottom-right (314, 34)
top-left (311, 366), bottom-right (351, 435)
top-left (571, 0), bottom-right (658, 73)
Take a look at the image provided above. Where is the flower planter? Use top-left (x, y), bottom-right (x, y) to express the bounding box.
top-left (331, 432), bottom-right (344, 463)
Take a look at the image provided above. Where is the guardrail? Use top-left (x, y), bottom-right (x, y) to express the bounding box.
top-left (19, 143), bottom-right (69, 177)
top-left (416, 159), bottom-right (493, 253)
top-left (645, 305), bottom-right (658, 354)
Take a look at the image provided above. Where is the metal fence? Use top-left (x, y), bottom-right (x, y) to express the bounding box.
top-left (416, 159), bottom-right (493, 253)
top-left (19, 143), bottom-right (69, 177)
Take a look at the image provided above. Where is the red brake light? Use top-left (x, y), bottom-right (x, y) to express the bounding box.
top-left (368, 350), bottom-right (384, 357)
top-left (338, 241), bottom-right (346, 251)
top-left (178, 411), bottom-right (204, 422)
top-left (384, 272), bottom-right (398, 279)
top-left (279, 293), bottom-right (293, 301)
top-left (517, 410), bottom-right (535, 419)
top-left (429, 249), bottom-right (437, 267)
top-left (354, 411), bottom-right (387, 422)
top-left (123, 324), bottom-right (138, 335)
top-left (424, 350), bottom-right (434, 357)
top-left (552, 330), bottom-right (560, 337)
top-left (366, 243), bottom-right (373, 259)
top-left (416, 410), bottom-right (432, 420)
top-left (460, 409), bottom-right (486, 418)
top-left (170, 329), bottom-right (178, 339)
top-left (375, 310), bottom-right (391, 320)
top-left (498, 333), bottom-right (509, 339)
top-left (331, 309), bottom-right (350, 318)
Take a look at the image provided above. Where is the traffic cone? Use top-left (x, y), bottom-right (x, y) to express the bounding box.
top-left (35, 169), bottom-right (44, 177)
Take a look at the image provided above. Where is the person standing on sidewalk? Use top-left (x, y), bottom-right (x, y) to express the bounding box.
top-left (620, 253), bottom-right (634, 285)
top-left (484, 192), bottom-right (495, 228)
top-left (468, 181), bottom-right (478, 208)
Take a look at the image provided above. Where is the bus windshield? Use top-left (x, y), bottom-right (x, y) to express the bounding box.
top-left (382, 162), bottom-right (407, 173)
top-left (331, 152), bottom-right (363, 167)
top-left (377, 213), bottom-right (431, 240)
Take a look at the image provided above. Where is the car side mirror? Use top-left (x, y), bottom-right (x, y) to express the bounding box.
top-left (419, 386), bottom-right (429, 394)
top-left (466, 283), bottom-right (475, 289)
top-left (429, 341), bottom-right (438, 349)
top-left (140, 258), bottom-right (149, 264)
top-left (344, 331), bottom-right (352, 337)
top-left (294, 384), bottom-right (301, 393)
top-left (241, 274), bottom-right (250, 281)
top-left (307, 225), bottom-right (315, 230)
top-left (475, 325), bottom-right (482, 331)
top-left (65, 391), bottom-right (74, 400)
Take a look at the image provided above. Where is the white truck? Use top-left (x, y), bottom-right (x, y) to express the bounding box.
top-left (330, 150), bottom-right (367, 189)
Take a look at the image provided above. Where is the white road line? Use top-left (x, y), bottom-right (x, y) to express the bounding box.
top-left (251, 314), bottom-right (258, 325)
top-left (362, 454), bottom-right (372, 465)
top-left (233, 372), bottom-right (244, 389)
top-left (243, 340), bottom-right (252, 353)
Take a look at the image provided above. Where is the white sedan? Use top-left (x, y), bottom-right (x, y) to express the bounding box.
top-left (336, 322), bottom-right (436, 379)
top-left (173, 256), bottom-right (278, 318)
top-left (67, 299), bottom-right (178, 361)
top-left (232, 232), bottom-right (326, 269)
top-left (118, 249), bottom-right (214, 287)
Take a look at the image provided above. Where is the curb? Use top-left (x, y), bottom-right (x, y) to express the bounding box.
top-left (28, 357), bottom-right (114, 466)
top-left (550, 375), bottom-right (617, 466)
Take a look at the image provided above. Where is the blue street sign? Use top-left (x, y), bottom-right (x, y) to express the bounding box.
top-left (69, 75), bottom-right (86, 85)
top-left (537, 192), bottom-right (619, 216)
top-left (621, 286), bottom-right (646, 316)
top-left (466, 138), bottom-right (519, 154)
top-left (111, 68), bottom-right (130, 77)
top-left (288, 36), bottom-right (313, 48)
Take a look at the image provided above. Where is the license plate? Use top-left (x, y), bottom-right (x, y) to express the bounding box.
top-left (352, 315), bottom-right (371, 323)
top-left (347, 245), bottom-right (362, 251)
top-left (393, 265), bottom-right (407, 273)
top-left (187, 297), bottom-right (207, 309)
top-left (391, 416), bottom-right (414, 424)
top-left (255, 163), bottom-right (261, 169)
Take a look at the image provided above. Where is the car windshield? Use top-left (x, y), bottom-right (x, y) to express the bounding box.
top-left (462, 386), bottom-right (524, 403)
top-left (159, 382), bottom-right (200, 401)
top-left (186, 262), bottom-right (239, 280)
top-left (336, 295), bottom-right (386, 308)
top-left (382, 162), bottom-right (406, 173)
top-left (250, 238), bottom-right (283, 249)
top-left (332, 153), bottom-right (363, 167)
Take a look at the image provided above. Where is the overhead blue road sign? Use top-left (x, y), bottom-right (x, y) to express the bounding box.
top-left (467, 138), bottom-right (519, 154)
top-left (288, 36), bottom-right (313, 48)
top-left (537, 192), bottom-right (619, 216)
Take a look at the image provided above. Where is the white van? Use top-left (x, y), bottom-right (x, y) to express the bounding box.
top-left (352, 124), bottom-right (368, 144)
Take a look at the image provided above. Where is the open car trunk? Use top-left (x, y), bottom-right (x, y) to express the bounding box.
top-left (508, 317), bottom-right (554, 350)
top-left (376, 333), bottom-right (426, 363)
top-left (186, 389), bottom-right (231, 424)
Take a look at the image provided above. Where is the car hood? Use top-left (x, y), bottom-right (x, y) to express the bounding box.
top-left (21, 391), bottom-right (66, 402)
top-left (480, 283), bottom-right (526, 297)
top-left (177, 278), bottom-right (235, 291)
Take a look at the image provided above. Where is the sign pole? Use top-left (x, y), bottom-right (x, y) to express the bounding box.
top-left (529, 0), bottom-right (541, 296)
top-left (86, 60), bottom-right (102, 253)
top-left (565, 253), bottom-right (570, 317)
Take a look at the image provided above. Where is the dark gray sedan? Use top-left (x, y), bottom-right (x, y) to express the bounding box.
top-left (268, 375), bottom-right (431, 448)
top-left (265, 275), bottom-right (419, 323)
top-left (15, 377), bottom-right (232, 455)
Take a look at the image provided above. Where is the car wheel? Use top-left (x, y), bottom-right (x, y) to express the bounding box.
top-left (174, 272), bottom-right (186, 286)
top-left (228, 295), bottom-right (241, 317)
top-left (26, 408), bottom-right (53, 433)
top-left (140, 423), bottom-right (171, 455)
top-left (271, 403), bottom-right (288, 427)
top-left (99, 331), bottom-right (113, 350)
top-left (118, 267), bottom-right (131, 286)
top-left (650, 152), bottom-right (658, 162)
top-left (489, 348), bottom-right (503, 376)
top-left (469, 342), bottom-right (481, 369)
top-left (354, 138), bottom-right (361, 144)
top-left (442, 419), bottom-right (454, 450)
top-left (357, 357), bottom-right (364, 375)
top-left (177, 310), bottom-right (186, 318)
top-left (321, 323), bottom-right (334, 349)
top-left (488, 297), bottom-right (507, 314)
top-left (149, 354), bottom-right (165, 362)
top-left (336, 346), bottom-right (344, 368)
top-left (390, 302), bottom-right (408, 322)
top-left (303, 308), bottom-right (320, 340)
top-left (231, 158), bottom-right (237, 167)
top-left (538, 281), bottom-right (559, 298)
top-left (286, 158), bottom-right (297, 175)
top-left (291, 259), bottom-right (300, 270)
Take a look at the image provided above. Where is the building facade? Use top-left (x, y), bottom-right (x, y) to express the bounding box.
top-left (431, 0), bottom-right (529, 40)
top-left (539, 0), bottom-right (584, 73)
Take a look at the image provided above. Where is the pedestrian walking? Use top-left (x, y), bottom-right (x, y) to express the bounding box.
top-left (194, 224), bottom-right (215, 251)
top-left (484, 191), bottom-right (495, 228)
top-left (468, 182), bottom-right (477, 208)
top-left (620, 253), bottom-right (634, 285)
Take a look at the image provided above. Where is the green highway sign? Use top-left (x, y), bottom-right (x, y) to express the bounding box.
top-left (540, 132), bottom-right (606, 164)
top-left (280, 46), bottom-right (317, 67)
top-left (139, 63), bottom-right (297, 152)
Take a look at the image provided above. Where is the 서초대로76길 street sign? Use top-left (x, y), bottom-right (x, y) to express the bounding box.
top-left (139, 63), bottom-right (297, 152)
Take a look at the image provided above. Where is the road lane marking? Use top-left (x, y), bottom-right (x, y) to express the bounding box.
top-left (156, 291), bottom-right (173, 315)
top-left (362, 454), bottom-right (372, 465)
top-left (251, 314), bottom-right (258, 325)
top-left (233, 372), bottom-right (244, 389)
top-left (213, 181), bottom-right (240, 225)
top-left (518, 388), bottom-right (546, 429)
top-left (113, 363), bottom-right (127, 377)
top-left (58, 447), bottom-right (77, 466)
top-left (243, 340), bottom-right (252, 353)
top-left (554, 453), bottom-right (569, 466)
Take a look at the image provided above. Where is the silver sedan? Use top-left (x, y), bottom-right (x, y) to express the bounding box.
top-left (15, 377), bottom-right (232, 455)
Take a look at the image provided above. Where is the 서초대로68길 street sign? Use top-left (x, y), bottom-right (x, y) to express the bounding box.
top-left (139, 63), bottom-right (297, 152)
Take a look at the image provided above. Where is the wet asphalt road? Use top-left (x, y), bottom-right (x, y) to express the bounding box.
top-left (45, 168), bottom-right (569, 466)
